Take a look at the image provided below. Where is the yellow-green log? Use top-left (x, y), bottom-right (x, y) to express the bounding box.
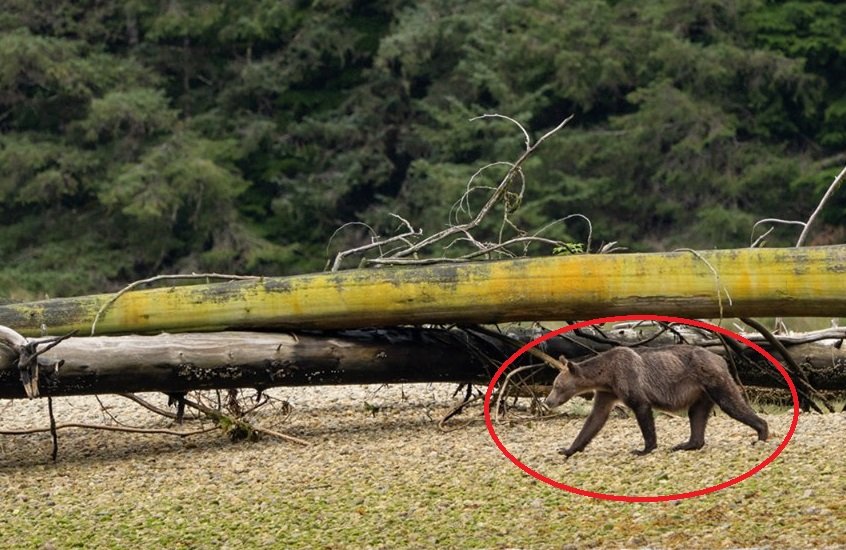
top-left (1, 246), bottom-right (845, 337)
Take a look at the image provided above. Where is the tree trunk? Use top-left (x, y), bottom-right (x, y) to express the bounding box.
top-left (0, 330), bottom-right (487, 399)
top-left (1, 328), bottom-right (844, 399)
top-left (1, 246), bottom-right (845, 337)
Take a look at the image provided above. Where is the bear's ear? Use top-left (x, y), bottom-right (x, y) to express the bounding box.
top-left (558, 355), bottom-right (582, 376)
top-left (556, 355), bottom-right (571, 372)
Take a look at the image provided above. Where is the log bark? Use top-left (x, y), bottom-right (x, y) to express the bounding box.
top-left (0, 330), bottom-right (491, 399)
top-left (1, 328), bottom-right (844, 399)
top-left (714, 342), bottom-right (846, 391)
top-left (1, 246), bottom-right (845, 337)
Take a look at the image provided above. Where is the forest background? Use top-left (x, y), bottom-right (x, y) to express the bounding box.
top-left (1, 0), bottom-right (845, 301)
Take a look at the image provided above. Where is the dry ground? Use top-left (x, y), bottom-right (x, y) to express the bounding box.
top-left (0, 384), bottom-right (844, 549)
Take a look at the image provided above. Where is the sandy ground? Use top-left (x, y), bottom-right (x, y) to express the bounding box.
top-left (0, 384), bottom-right (844, 549)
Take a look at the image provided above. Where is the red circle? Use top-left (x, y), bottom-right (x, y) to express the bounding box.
top-left (483, 315), bottom-right (800, 502)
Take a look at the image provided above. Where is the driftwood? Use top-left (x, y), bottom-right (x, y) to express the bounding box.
top-left (1, 246), bottom-right (845, 337)
top-left (0, 330), bottom-right (490, 399)
top-left (1, 326), bottom-right (844, 400)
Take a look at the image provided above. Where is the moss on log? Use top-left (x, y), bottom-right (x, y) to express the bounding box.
top-left (1, 246), bottom-right (844, 337)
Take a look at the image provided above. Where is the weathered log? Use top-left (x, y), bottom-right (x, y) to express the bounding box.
top-left (716, 342), bottom-right (846, 391)
top-left (1, 246), bottom-right (845, 337)
top-left (1, 327), bottom-right (844, 399)
top-left (0, 330), bottom-right (491, 399)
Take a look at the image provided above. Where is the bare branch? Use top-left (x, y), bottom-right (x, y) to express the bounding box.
top-left (387, 117), bottom-right (570, 261)
top-left (531, 213), bottom-right (593, 253)
top-left (470, 114), bottom-right (532, 151)
top-left (797, 163), bottom-right (846, 246)
top-left (674, 248), bottom-right (732, 319)
top-left (119, 393), bottom-right (196, 420)
top-left (750, 226), bottom-right (775, 248)
top-left (0, 423), bottom-right (217, 437)
top-left (326, 222), bottom-right (378, 263)
top-left (741, 317), bottom-right (832, 413)
top-left (765, 163), bottom-right (845, 331)
top-left (0, 325), bottom-right (27, 349)
top-left (329, 227), bottom-right (422, 272)
top-left (329, 114), bottom-right (575, 270)
top-left (750, 218), bottom-right (806, 247)
top-left (533, 114), bottom-right (575, 150)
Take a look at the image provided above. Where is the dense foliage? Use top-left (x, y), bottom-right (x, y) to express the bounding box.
top-left (1, 0), bottom-right (844, 299)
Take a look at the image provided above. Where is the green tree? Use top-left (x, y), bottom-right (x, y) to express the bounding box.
top-left (1, 0), bottom-right (844, 299)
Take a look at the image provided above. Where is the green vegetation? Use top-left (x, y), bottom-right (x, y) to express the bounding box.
top-left (1, 0), bottom-right (844, 299)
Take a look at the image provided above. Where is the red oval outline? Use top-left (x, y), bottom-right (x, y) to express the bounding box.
top-left (484, 315), bottom-right (800, 502)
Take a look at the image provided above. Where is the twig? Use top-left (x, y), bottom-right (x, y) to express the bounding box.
top-left (438, 395), bottom-right (485, 432)
top-left (493, 364), bottom-right (550, 422)
top-left (675, 248), bottom-right (732, 320)
top-left (118, 393), bottom-right (184, 420)
top-left (535, 214), bottom-right (593, 253)
top-left (626, 324), bottom-right (673, 347)
top-left (0, 423), bottom-right (217, 437)
top-left (182, 396), bottom-right (308, 446)
top-left (750, 218), bottom-right (806, 247)
top-left (48, 396), bottom-right (58, 461)
top-left (796, 163), bottom-right (846, 246)
top-left (94, 394), bottom-right (129, 426)
top-left (382, 115), bottom-right (574, 263)
top-left (453, 162), bottom-right (516, 225)
top-left (470, 114), bottom-right (532, 151)
top-left (750, 226), bottom-right (774, 248)
top-left (740, 317), bottom-right (832, 413)
top-left (364, 235), bottom-right (580, 266)
top-left (717, 334), bottom-right (746, 399)
top-left (327, 219), bottom-right (422, 271)
top-left (251, 426), bottom-right (309, 446)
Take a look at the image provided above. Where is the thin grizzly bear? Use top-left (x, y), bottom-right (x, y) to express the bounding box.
top-left (543, 345), bottom-right (769, 456)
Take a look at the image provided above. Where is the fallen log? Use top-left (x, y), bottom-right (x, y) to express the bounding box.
top-left (1, 327), bottom-right (844, 399)
top-left (0, 330), bottom-right (490, 399)
top-left (1, 246), bottom-right (845, 337)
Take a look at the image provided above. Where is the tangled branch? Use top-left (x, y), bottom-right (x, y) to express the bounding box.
top-left (328, 114), bottom-right (596, 271)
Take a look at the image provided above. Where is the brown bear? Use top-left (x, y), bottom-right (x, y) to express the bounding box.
top-left (544, 345), bottom-right (769, 456)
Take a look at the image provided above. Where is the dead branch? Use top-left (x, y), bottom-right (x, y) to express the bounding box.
top-left (797, 163), bottom-right (846, 247)
top-left (0, 423), bottom-right (217, 437)
top-left (750, 219), bottom-right (806, 247)
top-left (740, 317), bottom-right (832, 413)
top-left (751, 164), bottom-right (845, 249)
top-left (0, 325), bottom-right (75, 398)
top-left (327, 218), bottom-right (422, 271)
top-left (182, 396), bottom-right (308, 446)
top-left (48, 396), bottom-right (57, 461)
top-left (674, 248), bottom-right (732, 320)
top-left (119, 393), bottom-right (197, 421)
top-left (328, 114), bottom-right (580, 270)
top-left (465, 324), bottom-right (568, 371)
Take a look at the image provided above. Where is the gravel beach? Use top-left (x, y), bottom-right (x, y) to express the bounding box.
top-left (1, 384), bottom-right (844, 549)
